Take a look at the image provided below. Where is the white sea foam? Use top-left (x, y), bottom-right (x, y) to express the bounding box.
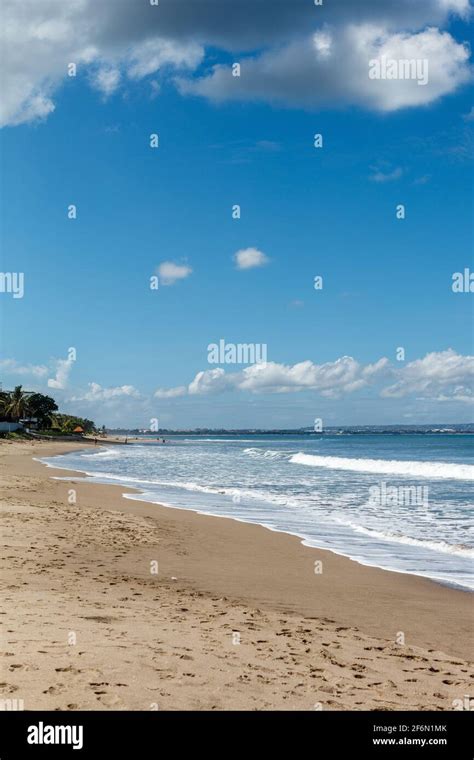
top-left (332, 516), bottom-right (474, 558)
top-left (243, 447), bottom-right (290, 460)
top-left (80, 448), bottom-right (122, 460)
top-left (290, 453), bottom-right (474, 480)
top-left (39, 436), bottom-right (474, 591)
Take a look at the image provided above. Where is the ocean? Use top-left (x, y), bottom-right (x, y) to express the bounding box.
top-left (40, 434), bottom-right (474, 591)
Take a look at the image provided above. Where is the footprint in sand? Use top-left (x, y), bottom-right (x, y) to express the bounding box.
top-left (97, 693), bottom-right (122, 707)
top-left (42, 685), bottom-right (64, 695)
top-left (55, 666), bottom-right (80, 674)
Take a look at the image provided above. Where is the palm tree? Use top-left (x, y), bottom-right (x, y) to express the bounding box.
top-left (0, 391), bottom-right (9, 420)
top-left (4, 386), bottom-right (31, 422)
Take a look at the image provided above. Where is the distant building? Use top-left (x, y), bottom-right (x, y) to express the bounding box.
top-left (20, 417), bottom-right (39, 430)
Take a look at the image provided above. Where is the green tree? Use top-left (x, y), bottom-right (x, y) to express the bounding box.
top-left (27, 394), bottom-right (58, 429)
top-left (50, 413), bottom-right (96, 434)
top-left (0, 391), bottom-right (10, 420)
top-left (3, 386), bottom-right (30, 422)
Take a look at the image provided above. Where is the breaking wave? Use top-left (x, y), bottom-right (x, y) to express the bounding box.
top-left (289, 453), bottom-right (474, 481)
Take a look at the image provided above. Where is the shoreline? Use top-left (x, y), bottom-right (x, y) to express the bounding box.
top-left (1, 439), bottom-right (473, 710)
top-left (39, 444), bottom-right (474, 595)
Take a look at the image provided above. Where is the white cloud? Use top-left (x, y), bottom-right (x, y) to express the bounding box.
top-left (127, 38), bottom-right (203, 80)
top-left (422, 388), bottom-right (474, 404)
top-left (159, 355), bottom-right (390, 398)
top-left (238, 356), bottom-right (390, 396)
top-left (313, 30), bottom-right (333, 59)
top-left (47, 358), bottom-right (74, 389)
top-left (69, 382), bottom-right (140, 401)
top-left (0, 0), bottom-right (202, 127)
top-left (90, 66), bottom-right (121, 97)
top-left (359, 26), bottom-right (472, 111)
top-left (179, 25), bottom-right (471, 112)
top-left (154, 386), bottom-right (187, 398)
top-left (188, 368), bottom-right (233, 396)
top-left (381, 349), bottom-right (474, 402)
top-left (233, 247), bottom-right (269, 270)
top-left (0, 0), bottom-right (470, 127)
top-left (4, 92), bottom-right (56, 127)
top-left (0, 358), bottom-right (48, 378)
top-left (154, 351), bottom-right (474, 404)
top-left (157, 261), bottom-right (192, 286)
top-left (446, 387), bottom-right (474, 404)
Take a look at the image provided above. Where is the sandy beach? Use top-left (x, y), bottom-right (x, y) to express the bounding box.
top-left (1, 439), bottom-right (472, 711)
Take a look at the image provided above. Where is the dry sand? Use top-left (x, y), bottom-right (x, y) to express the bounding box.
top-left (1, 440), bottom-right (472, 711)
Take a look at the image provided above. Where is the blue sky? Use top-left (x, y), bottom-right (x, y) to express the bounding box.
top-left (0, 0), bottom-right (473, 428)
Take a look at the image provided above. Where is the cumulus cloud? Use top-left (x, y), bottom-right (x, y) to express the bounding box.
top-left (157, 355), bottom-right (391, 398)
top-left (233, 247), bottom-right (269, 270)
top-left (0, 355), bottom-right (77, 389)
top-left (0, 0), bottom-right (471, 127)
top-left (153, 351), bottom-right (473, 404)
top-left (47, 358), bottom-right (74, 389)
top-left (188, 368), bottom-right (234, 395)
top-left (0, 358), bottom-right (48, 378)
top-left (69, 382), bottom-right (140, 401)
top-left (239, 356), bottom-right (390, 396)
top-left (0, 0), bottom-right (203, 127)
top-left (381, 349), bottom-right (474, 401)
top-left (157, 261), bottom-right (192, 286)
top-left (179, 25), bottom-right (471, 112)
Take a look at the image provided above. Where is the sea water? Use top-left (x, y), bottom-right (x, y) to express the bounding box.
top-left (40, 434), bottom-right (473, 591)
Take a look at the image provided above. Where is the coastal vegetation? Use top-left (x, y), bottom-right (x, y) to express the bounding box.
top-left (0, 385), bottom-right (96, 436)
